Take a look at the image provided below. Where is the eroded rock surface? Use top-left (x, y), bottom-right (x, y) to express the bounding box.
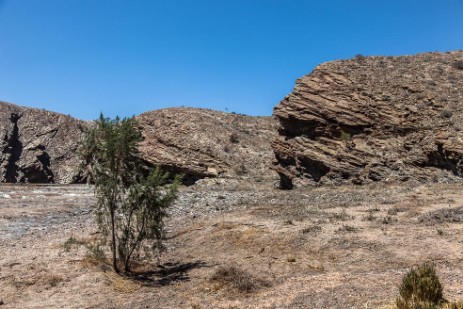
top-left (273, 51), bottom-right (463, 188)
top-left (0, 101), bottom-right (88, 183)
top-left (137, 108), bottom-right (278, 183)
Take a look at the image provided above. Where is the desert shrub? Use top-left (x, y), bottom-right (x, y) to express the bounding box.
top-left (210, 265), bottom-right (270, 293)
top-left (340, 131), bottom-right (352, 141)
top-left (440, 110), bottom-right (453, 119)
top-left (229, 132), bottom-right (239, 144)
top-left (452, 60), bottom-right (463, 70)
top-left (396, 263), bottom-right (443, 309)
top-left (80, 114), bottom-right (180, 273)
top-left (63, 236), bottom-right (86, 252)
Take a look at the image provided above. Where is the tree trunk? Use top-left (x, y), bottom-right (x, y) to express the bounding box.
top-left (110, 208), bottom-right (119, 273)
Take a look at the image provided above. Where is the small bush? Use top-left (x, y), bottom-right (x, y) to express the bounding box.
top-left (63, 236), bottom-right (86, 252)
top-left (229, 133), bottom-right (239, 144)
top-left (452, 60), bottom-right (463, 70)
top-left (340, 131), bottom-right (352, 141)
top-left (396, 263), bottom-right (443, 309)
top-left (210, 265), bottom-right (270, 293)
top-left (440, 110), bottom-right (453, 119)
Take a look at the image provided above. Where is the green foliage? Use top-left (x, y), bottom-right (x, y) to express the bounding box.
top-left (396, 263), bottom-right (444, 309)
top-left (340, 131), bottom-right (352, 141)
top-left (63, 236), bottom-right (86, 252)
top-left (80, 113), bottom-right (179, 273)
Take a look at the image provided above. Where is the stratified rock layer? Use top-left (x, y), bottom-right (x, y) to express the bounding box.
top-left (0, 101), bottom-right (88, 183)
top-left (137, 108), bottom-right (278, 183)
top-left (273, 51), bottom-right (463, 188)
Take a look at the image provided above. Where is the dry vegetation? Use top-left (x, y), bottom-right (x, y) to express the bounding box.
top-left (2, 182), bottom-right (463, 308)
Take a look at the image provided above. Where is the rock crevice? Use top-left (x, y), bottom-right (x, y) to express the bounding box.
top-left (1, 113), bottom-right (23, 182)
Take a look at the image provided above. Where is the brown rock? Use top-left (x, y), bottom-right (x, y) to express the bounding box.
top-left (0, 101), bottom-right (88, 183)
top-left (273, 51), bottom-right (463, 188)
top-left (137, 108), bottom-right (278, 183)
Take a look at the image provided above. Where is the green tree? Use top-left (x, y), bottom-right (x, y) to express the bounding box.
top-left (80, 114), bottom-right (179, 273)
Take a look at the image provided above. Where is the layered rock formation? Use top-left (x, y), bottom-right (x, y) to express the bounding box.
top-left (0, 101), bottom-right (88, 183)
top-left (273, 51), bottom-right (463, 188)
top-left (137, 108), bottom-right (278, 184)
top-left (0, 102), bottom-right (278, 184)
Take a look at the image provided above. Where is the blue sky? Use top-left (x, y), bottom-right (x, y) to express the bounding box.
top-left (0, 0), bottom-right (462, 120)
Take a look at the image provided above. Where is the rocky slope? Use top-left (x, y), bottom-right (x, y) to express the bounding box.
top-left (0, 101), bottom-right (88, 183)
top-left (137, 108), bottom-right (278, 184)
top-left (273, 51), bottom-right (463, 188)
top-left (0, 102), bottom-right (278, 184)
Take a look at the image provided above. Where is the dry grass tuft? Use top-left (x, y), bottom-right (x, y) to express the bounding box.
top-left (104, 272), bottom-right (141, 293)
top-left (210, 265), bottom-right (270, 293)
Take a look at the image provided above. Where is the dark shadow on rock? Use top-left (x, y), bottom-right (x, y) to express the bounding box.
top-left (3, 113), bottom-right (23, 182)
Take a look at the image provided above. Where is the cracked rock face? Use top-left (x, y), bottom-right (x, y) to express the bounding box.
top-left (137, 108), bottom-right (278, 184)
top-left (0, 101), bottom-right (88, 183)
top-left (272, 51), bottom-right (463, 188)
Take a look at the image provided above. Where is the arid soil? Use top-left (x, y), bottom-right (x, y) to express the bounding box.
top-left (2, 182), bottom-right (463, 308)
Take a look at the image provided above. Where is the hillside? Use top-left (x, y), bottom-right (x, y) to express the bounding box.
top-left (0, 102), bottom-right (278, 184)
top-left (137, 108), bottom-right (278, 184)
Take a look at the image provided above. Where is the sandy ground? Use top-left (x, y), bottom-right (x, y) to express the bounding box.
top-left (1, 182), bottom-right (463, 308)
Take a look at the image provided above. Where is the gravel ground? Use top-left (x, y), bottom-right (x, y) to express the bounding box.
top-left (2, 182), bottom-right (463, 308)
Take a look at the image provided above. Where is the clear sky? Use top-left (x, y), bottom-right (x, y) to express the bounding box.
top-left (0, 0), bottom-right (462, 120)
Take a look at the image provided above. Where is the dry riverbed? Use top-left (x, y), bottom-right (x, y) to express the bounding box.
top-left (1, 182), bottom-right (463, 308)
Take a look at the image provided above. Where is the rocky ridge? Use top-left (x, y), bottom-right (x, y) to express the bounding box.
top-left (273, 51), bottom-right (463, 188)
top-left (137, 108), bottom-right (278, 183)
top-left (0, 102), bottom-right (278, 184)
top-left (0, 101), bottom-right (88, 183)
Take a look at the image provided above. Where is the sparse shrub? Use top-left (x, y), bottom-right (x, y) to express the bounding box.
top-left (355, 54), bottom-right (366, 60)
top-left (229, 133), bottom-right (239, 144)
top-left (210, 265), bottom-right (270, 293)
top-left (234, 162), bottom-right (247, 176)
top-left (86, 241), bottom-right (106, 262)
top-left (382, 215), bottom-right (396, 224)
top-left (363, 210), bottom-right (376, 221)
top-left (440, 110), bottom-right (453, 119)
top-left (337, 225), bottom-right (357, 232)
top-left (396, 263), bottom-right (443, 309)
top-left (301, 225), bottom-right (322, 234)
top-left (340, 131), bottom-right (352, 141)
top-left (452, 60), bottom-right (463, 70)
top-left (80, 114), bottom-right (180, 273)
top-left (63, 236), bottom-right (86, 252)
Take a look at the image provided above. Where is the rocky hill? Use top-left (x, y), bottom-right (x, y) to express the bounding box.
top-left (273, 51), bottom-right (463, 188)
top-left (0, 101), bottom-right (88, 183)
top-left (0, 102), bottom-right (278, 184)
top-left (137, 108), bottom-right (278, 184)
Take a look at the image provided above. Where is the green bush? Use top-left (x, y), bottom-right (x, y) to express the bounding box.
top-left (80, 114), bottom-right (180, 273)
top-left (396, 263), bottom-right (443, 309)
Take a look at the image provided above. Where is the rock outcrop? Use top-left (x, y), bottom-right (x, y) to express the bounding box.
top-left (137, 108), bottom-right (278, 183)
top-left (273, 51), bottom-right (463, 188)
top-left (0, 101), bottom-right (88, 183)
top-left (0, 102), bottom-right (278, 184)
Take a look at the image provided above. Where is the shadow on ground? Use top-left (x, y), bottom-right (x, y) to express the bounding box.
top-left (127, 261), bottom-right (209, 286)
